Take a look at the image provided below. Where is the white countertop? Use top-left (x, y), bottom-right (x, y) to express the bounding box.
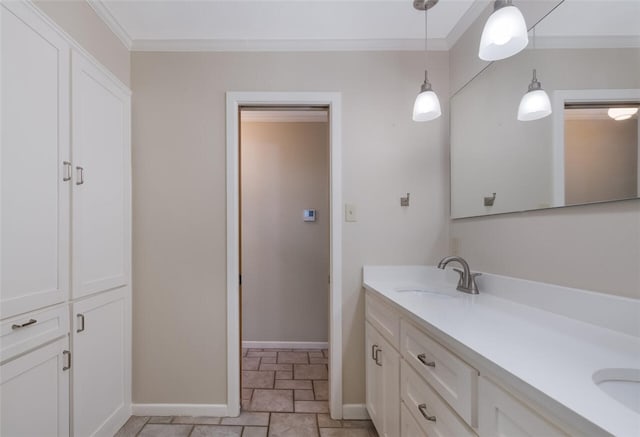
top-left (363, 265), bottom-right (640, 437)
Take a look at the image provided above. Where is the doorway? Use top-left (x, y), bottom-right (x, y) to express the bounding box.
top-left (226, 92), bottom-right (343, 419)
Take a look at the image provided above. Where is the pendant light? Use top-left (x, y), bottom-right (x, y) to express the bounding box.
top-left (608, 107), bottom-right (638, 121)
top-left (413, 0), bottom-right (441, 122)
top-left (517, 28), bottom-right (551, 121)
top-left (479, 0), bottom-right (528, 61)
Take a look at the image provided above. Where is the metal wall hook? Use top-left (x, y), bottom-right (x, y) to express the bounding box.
top-left (401, 193), bottom-right (410, 207)
top-left (484, 192), bottom-right (496, 206)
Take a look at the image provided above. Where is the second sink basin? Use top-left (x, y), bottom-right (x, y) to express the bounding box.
top-left (593, 368), bottom-right (640, 414)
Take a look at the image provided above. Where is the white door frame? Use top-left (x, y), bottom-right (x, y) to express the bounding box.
top-left (551, 88), bottom-right (640, 207)
top-left (225, 91), bottom-right (343, 418)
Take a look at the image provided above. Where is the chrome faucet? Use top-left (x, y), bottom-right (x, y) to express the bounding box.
top-left (437, 256), bottom-right (481, 294)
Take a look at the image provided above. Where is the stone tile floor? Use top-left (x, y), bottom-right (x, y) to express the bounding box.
top-left (115, 348), bottom-right (378, 437)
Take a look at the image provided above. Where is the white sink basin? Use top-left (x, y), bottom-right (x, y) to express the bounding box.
top-left (593, 368), bottom-right (640, 414)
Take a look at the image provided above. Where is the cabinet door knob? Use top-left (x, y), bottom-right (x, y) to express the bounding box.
top-left (63, 161), bottom-right (72, 181)
top-left (76, 166), bottom-right (84, 185)
top-left (63, 350), bottom-right (71, 371)
top-left (418, 403), bottom-right (436, 422)
top-left (77, 314), bottom-right (85, 333)
top-left (11, 318), bottom-right (37, 330)
top-left (417, 353), bottom-right (435, 368)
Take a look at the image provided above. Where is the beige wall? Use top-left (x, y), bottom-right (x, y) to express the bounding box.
top-left (34, 0), bottom-right (130, 87)
top-left (565, 118), bottom-right (638, 205)
top-left (241, 121), bottom-right (329, 342)
top-left (131, 50), bottom-right (450, 405)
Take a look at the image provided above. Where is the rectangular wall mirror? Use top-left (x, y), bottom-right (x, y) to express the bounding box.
top-left (450, 0), bottom-right (640, 219)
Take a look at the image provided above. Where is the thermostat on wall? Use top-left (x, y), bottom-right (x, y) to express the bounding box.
top-left (303, 209), bottom-right (317, 222)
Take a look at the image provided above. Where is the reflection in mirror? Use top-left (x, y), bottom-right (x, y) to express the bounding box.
top-left (450, 0), bottom-right (640, 218)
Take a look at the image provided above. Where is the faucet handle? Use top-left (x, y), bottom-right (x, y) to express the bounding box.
top-left (470, 272), bottom-right (482, 293)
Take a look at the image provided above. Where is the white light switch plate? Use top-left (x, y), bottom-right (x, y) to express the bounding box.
top-left (345, 203), bottom-right (357, 222)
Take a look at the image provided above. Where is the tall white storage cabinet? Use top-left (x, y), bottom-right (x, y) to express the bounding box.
top-left (0, 2), bottom-right (132, 436)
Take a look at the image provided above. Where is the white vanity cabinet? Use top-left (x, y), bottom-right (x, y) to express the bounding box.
top-left (1, 2), bottom-right (132, 435)
top-left (365, 296), bottom-right (400, 437)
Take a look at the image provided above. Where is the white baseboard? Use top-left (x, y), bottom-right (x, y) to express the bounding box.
top-left (342, 404), bottom-right (370, 420)
top-left (132, 403), bottom-right (230, 417)
top-left (242, 341), bottom-right (329, 349)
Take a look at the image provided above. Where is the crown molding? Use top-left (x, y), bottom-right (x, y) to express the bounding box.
top-left (445, 0), bottom-right (490, 50)
top-left (131, 38), bottom-right (450, 52)
top-left (87, 0), bottom-right (132, 50)
top-left (534, 35), bottom-right (640, 50)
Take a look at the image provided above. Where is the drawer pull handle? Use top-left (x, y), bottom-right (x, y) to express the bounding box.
top-left (418, 403), bottom-right (436, 422)
top-left (374, 348), bottom-right (382, 366)
top-left (63, 350), bottom-right (71, 371)
top-left (11, 319), bottom-right (37, 330)
top-left (76, 166), bottom-right (84, 185)
top-left (77, 314), bottom-right (85, 333)
top-left (417, 353), bottom-right (435, 368)
top-left (371, 344), bottom-right (378, 360)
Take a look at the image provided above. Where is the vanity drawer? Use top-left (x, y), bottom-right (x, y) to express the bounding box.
top-left (401, 360), bottom-right (477, 437)
top-left (1, 304), bottom-right (69, 362)
top-left (478, 376), bottom-right (568, 437)
top-left (401, 319), bottom-right (478, 426)
top-left (366, 293), bottom-right (400, 350)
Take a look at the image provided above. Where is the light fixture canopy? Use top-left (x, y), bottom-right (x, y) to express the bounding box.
top-left (518, 69), bottom-right (552, 121)
top-left (413, 70), bottom-right (442, 122)
top-left (607, 107), bottom-right (638, 121)
top-left (479, 0), bottom-right (529, 61)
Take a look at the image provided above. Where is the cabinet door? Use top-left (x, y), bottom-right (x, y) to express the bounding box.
top-left (366, 321), bottom-right (383, 430)
top-left (0, 2), bottom-right (70, 318)
top-left (365, 321), bottom-right (400, 437)
top-left (0, 336), bottom-right (70, 437)
top-left (71, 51), bottom-right (131, 299)
top-left (72, 287), bottom-right (131, 437)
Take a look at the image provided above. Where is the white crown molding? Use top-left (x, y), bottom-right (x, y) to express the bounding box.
top-left (241, 110), bottom-right (329, 123)
top-left (87, 0), bottom-right (132, 50)
top-left (131, 38), bottom-right (450, 52)
top-left (534, 35), bottom-right (640, 50)
top-left (445, 0), bottom-right (491, 50)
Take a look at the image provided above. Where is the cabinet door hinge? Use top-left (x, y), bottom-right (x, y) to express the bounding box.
top-left (63, 350), bottom-right (71, 371)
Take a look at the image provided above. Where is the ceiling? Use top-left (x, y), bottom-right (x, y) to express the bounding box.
top-left (89, 0), bottom-right (640, 52)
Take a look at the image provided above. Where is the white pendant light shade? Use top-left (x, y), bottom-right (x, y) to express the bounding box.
top-left (518, 69), bottom-right (551, 121)
top-left (413, 71), bottom-right (442, 122)
top-left (479, 1), bottom-right (529, 61)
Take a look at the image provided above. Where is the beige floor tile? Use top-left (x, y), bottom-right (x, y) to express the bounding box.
top-left (268, 413), bottom-right (318, 437)
top-left (276, 370), bottom-right (293, 380)
top-left (294, 364), bottom-right (328, 380)
top-left (309, 357), bottom-right (329, 364)
top-left (308, 351), bottom-right (324, 358)
top-left (313, 380), bottom-right (328, 401)
top-left (319, 429), bottom-right (369, 437)
top-left (249, 389), bottom-right (294, 412)
top-left (242, 388), bottom-right (253, 400)
top-left (190, 425), bottom-right (243, 437)
top-left (242, 399), bottom-right (251, 410)
top-left (138, 424), bottom-right (193, 437)
top-left (242, 348), bottom-right (248, 357)
top-left (243, 357), bottom-right (261, 370)
top-left (342, 421), bottom-right (374, 429)
top-left (148, 416), bottom-right (173, 424)
top-left (220, 411), bottom-right (269, 426)
top-left (260, 363), bottom-right (292, 371)
top-left (261, 356), bottom-right (277, 364)
top-left (294, 400), bottom-right (329, 413)
top-left (294, 389), bottom-right (315, 401)
top-left (317, 414), bottom-right (342, 428)
top-left (322, 349), bottom-right (329, 358)
top-left (275, 380), bottom-right (313, 390)
top-left (115, 416), bottom-right (149, 436)
top-left (277, 351), bottom-right (309, 364)
top-left (242, 371), bottom-right (275, 389)
top-left (247, 351), bottom-right (277, 358)
top-left (243, 427), bottom-right (268, 437)
top-left (172, 416), bottom-right (221, 425)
